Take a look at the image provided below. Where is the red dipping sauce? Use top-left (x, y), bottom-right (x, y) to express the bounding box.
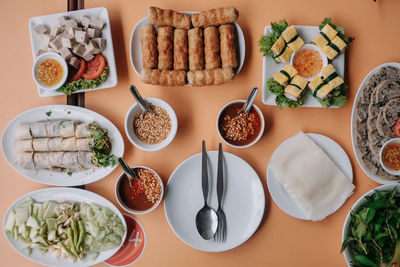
top-left (293, 48), bottom-right (323, 78)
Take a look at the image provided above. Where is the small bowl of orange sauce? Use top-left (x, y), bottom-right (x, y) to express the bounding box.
top-left (33, 52), bottom-right (68, 90)
top-left (380, 138), bottom-right (400, 176)
top-left (290, 44), bottom-right (327, 81)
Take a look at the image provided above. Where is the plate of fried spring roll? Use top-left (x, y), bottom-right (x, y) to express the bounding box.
top-left (1, 105), bottom-right (124, 186)
top-left (130, 7), bottom-right (245, 87)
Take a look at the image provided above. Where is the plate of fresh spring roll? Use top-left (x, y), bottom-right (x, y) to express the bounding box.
top-left (1, 105), bottom-right (124, 186)
top-left (130, 7), bottom-right (245, 87)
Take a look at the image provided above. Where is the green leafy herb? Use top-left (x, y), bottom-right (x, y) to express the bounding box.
top-left (67, 171), bottom-right (73, 176)
top-left (57, 67), bottom-right (109, 96)
top-left (315, 84), bottom-right (348, 108)
top-left (341, 187), bottom-right (400, 266)
top-left (319, 17), bottom-right (355, 45)
top-left (45, 111), bottom-right (52, 117)
top-left (89, 127), bottom-right (117, 167)
top-left (266, 78), bottom-right (303, 109)
top-left (67, 111), bottom-right (71, 114)
top-left (258, 19), bottom-right (289, 61)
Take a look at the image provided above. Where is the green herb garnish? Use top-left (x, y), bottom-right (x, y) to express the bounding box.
top-left (45, 111), bottom-right (52, 117)
top-left (319, 17), bottom-right (354, 45)
top-left (57, 67), bottom-right (109, 96)
top-left (341, 187), bottom-right (400, 266)
top-left (258, 19), bottom-right (289, 62)
top-left (67, 171), bottom-right (73, 176)
top-left (267, 78), bottom-right (303, 109)
top-left (316, 84), bottom-right (348, 108)
top-left (89, 127), bottom-right (117, 167)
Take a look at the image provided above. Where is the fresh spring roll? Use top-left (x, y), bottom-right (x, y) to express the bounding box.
top-left (16, 152), bottom-right (34, 169)
top-left (141, 24), bottom-right (158, 69)
top-left (140, 69), bottom-right (186, 86)
top-left (148, 7), bottom-right (191, 29)
top-left (49, 152), bottom-right (65, 169)
top-left (16, 124), bottom-right (31, 140)
top-left (59, 121), bottom-right (76, 138)
top-left (48, 137), bottom-right (63, 151)
top-left (281, 25), bottom-right (304, 53)
top-left (78, 152), bottom-right (95, 169)
top-left (219, 24), bottom-right (238, 68)
top-left (33, 153), bottom-right (51, 169)
top-left (33, 138), bottom-right (49, 152)
top-left (46, 120), bottom-right (64, 137)
top-left (191, 7), bottom-right (239, 28)
top-left (187, 68), bottom-right (234, 86)
top-left (76, 138), bottom-right (91, 151)
top-left (204, 26), bottom-right (221, 70)
top-left (62, 152), bottom-right (81, 171)
top-left (30, 122), bottom-right (47, 137)
top-left (188, 28), bottom-right (204, 71)
top-left (157, 26), bottom-right (174, 70)
top-left (173, 29), bottom-right (188, 71)
top-left (60, 137), bottom-right (77, 151)
top-left (75, 122), bottom-right (93, 138)
top-left (271, 37), bottom-right (293, 63)
top-left (322, 36), bottom-right (347, 60)
top-left (16, 139), bottom-right (33, 152)
top-left (273, 64), bottom-right (298, 86)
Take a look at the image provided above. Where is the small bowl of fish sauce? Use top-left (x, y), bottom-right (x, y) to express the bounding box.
top-left (290, 44), bottom-right (327, 81)
top-left (380, 138), bottom-right (400, 176)
top-left (116, 166), bottom-right (164, 214)
top-left (33, 52), bottom-right (68, 90)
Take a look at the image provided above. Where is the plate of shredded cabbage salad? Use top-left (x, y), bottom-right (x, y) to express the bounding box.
top-left (3, 187), bottom-right (126, 267)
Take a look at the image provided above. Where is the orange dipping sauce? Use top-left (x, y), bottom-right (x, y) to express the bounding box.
top-left (36, 59), bottom-right (64, 86)
top-left (293, 49), bottom-right (323, 78)
top-left (382, 142), bottom-right (400, 171)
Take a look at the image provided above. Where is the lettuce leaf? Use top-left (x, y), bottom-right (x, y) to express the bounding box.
top-left (319, 17), bottom-right (354, 45)
top-left (316, 84), bottom-right (348, 108)
top-left (258, 19), bottom-right (289, 59)
top-left (267, 78), bottom-right (303, 109)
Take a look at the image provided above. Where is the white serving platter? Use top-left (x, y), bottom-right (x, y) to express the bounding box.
top-left (350, 62), bottom-right (400, 184)
top-left (29, 7), bottom-right (118, 97)
top-left (1, 105), bottom-right (124, 186)
top-left (130, 12), bottom-right (245, 82)
top-left (261, 25), bottom-right (345, 108)
top-left (164, 151), bottom-right (265, 252)
top-left (3, 187), bottom-right (127, 267)
top-left (267, 133), bottom-right (353, 220)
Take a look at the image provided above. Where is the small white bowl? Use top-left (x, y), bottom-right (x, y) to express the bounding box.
top-left (379, 138), bottom-right (400, 176)
top-left (115, 166), bottom-right (164, 215)
top-left (32, 52), bottom-right (68, 90)
top-left (290, 44), bottom-right (328, 81)
top-left (125, 97), bottom-right (178, 151)
top-left (216, 100), bottom-right (265, 149)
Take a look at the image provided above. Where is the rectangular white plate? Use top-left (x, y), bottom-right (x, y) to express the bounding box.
top-left (261, 25), bottom-right (345, 108)
top-left (29, 7), bottom-right (118, 97)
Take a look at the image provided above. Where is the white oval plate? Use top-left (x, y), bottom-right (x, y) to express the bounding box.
top-left (1, 105), bottom-right (124, 186)
top-left (351, 62), bottom-right (400, 184)
top-left (130, 13), bottom-right (245, 80)
top-left (267, 133), bottom-right (353, 220)
top-left (3, 187), bottom-right (127, 267)
top-left (164, 151), bottom-right (265, 252)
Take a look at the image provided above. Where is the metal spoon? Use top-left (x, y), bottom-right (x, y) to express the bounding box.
top-left (239, 87), bottom-right (259, 116)
top-left (129, 85), bottom-right (156, 120)
top-left (118, 157), bottom-right (140, 188)
top-left (195, 140), bottom-right (218, 240)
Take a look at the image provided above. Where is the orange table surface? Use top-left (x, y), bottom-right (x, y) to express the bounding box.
top-left (1, 0), bottom-right (399, 266)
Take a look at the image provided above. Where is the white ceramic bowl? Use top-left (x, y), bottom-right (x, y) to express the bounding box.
top-left (216, 100), bottom-right (265, 149)
top-left (379, 138), bottom-right (400, 176)
top-left (32, 52), bottom-right (68, 90)
top-left (115, 165), bottom-right (164, 215)
top-left (290, 43), bottom-right (328, 81)
top-left (342, 184), bottom-right (400, 266)
top-left (125, 97), bottom-right (178, 151)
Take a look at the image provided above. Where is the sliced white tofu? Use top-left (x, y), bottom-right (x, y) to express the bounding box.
top-left (65, 19), bottom-right (78, 28)
top-left (39, 34), bottom-right (52, 50)
top-left (59, 47), bottom-right (72, 60)
top-left (50, 25), bottom-right (62, 36)
top-left (34, 24), bottom-right (48, 34)
top-left (83, 52), bottom-right (94, 62)
top-left (87, 28), bottom-right (101, 39)
top-left (61, 35), bottom-right (75, 48)
top-left (85, 40), bottom-right (99, 54)
top-left (69, 57), bottom-right (80, 69)
top-left (92, 38), bottom-right (106, 52)
top-left (80, 15), bottom-right (91, 28)
top-left (72, 44), bottom-right (85, 57)
top-left (58, 16), bottom-right (69, 25)
top-left (90, 16), bottom-right (104, 29)
top-left (49, 36), bottom-right (63, 51)
top-left (75, 30), bottom-right (89, 44)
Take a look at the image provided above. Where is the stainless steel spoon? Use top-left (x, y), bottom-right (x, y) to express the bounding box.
top-left (129, 85), bottom-right (156, 120)
top-left (118, 157), bottom-right (140, 188)
top-left (239, 87), bottom-right (259, 116)
top-left (195, 140), bottom-right (218, 240)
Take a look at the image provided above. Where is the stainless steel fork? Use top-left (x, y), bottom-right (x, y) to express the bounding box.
top-left (215, 143), bottom-right (227, 242)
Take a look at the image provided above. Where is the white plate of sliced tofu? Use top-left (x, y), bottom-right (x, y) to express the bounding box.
top-left (29, 7), bottom-right (117, 97)
top-left (261, 26), bottom-right (345, 107)
top-left (1, 105), bottom-right (124, 186)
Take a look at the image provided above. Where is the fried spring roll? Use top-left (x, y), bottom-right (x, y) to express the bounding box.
top-left (140, 69), bottom-right (186, 86)
top-left (219, 24), bottom-right (238, 68)
top-left (188, 28), bottom-right (204, 71)
top-left (192, 7), bottom-right (239, 28)
top-left (148, 7), bottom-right (191, 29)
top-left (174, 29), bottom-right (188, 70)
top-left (204, 26), bottom-right (221, 70)
top-left (140, 24), bottom-right (158, 69)
top-left (187, 68), bottom-right (234, 86)
top-left (157, 26), bottom-right (174, 70)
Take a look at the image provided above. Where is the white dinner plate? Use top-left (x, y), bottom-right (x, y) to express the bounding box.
top-left (351, 62), bottom-right (400, 184)
top-left (267, 133), bottom-right (353, 220)
top-left (1, 105), bottom-right (124, 186)
top-left (130, 13), bottom-right (245, 81)
top-left (164, 151), bottom-right (265, 252)
top-left (29, 7), bottom-right (118, 97)
top-left (3, 187), bottom-right (127, 267)
top-left (261, 25), bottom-right (345, 108)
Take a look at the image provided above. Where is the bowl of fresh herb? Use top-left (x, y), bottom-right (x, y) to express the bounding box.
top-left (342, 184), bottom-right (400, 267)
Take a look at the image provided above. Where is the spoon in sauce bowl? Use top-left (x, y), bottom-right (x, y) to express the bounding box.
top-left (129, 85), bottom-right (156, 120)
top-left (239, 87), bottom-right (259, 116)
top-left (118, 157), bottom-right (140, 188)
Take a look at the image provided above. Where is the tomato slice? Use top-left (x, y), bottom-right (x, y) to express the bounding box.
top-left (393, 117), bottom-right (400, 138)
top-left (82, 54), bottom-right (106, 80)
top-left (68, 59), bottom-right (86, 82)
